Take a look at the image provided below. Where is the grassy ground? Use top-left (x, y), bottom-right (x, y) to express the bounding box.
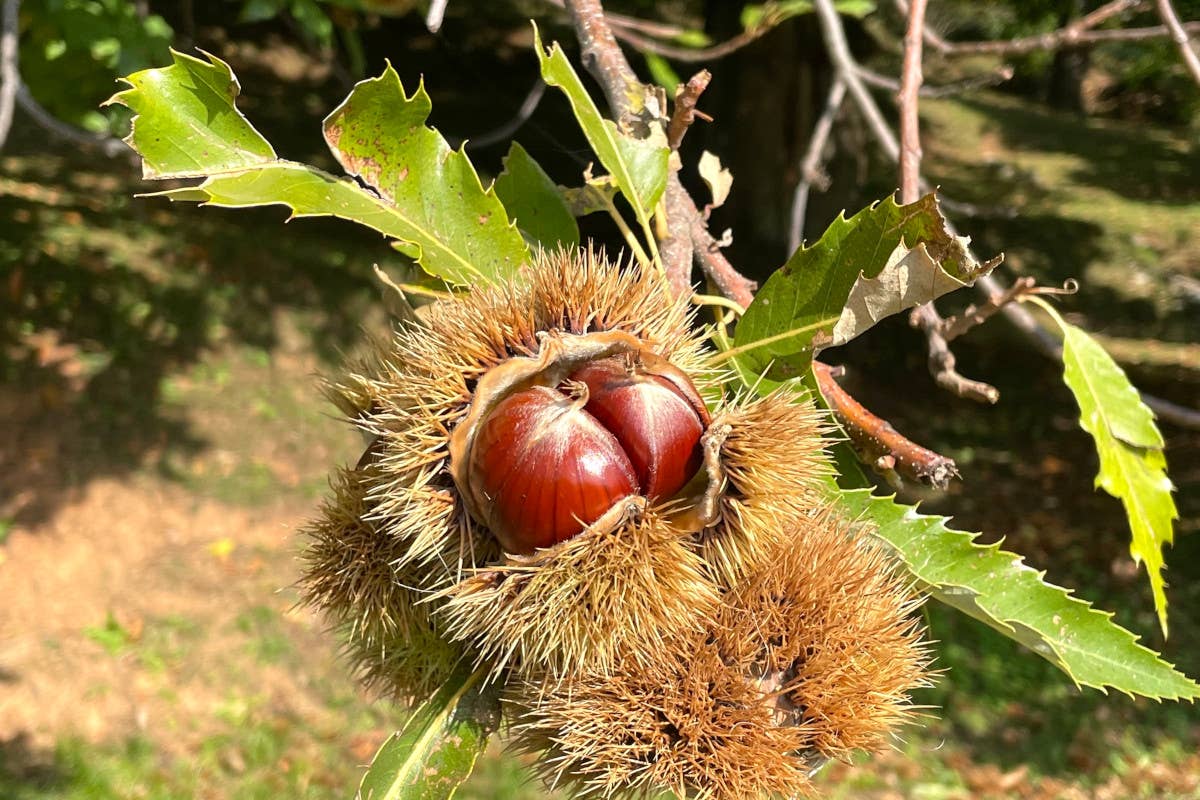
top-left (2, 54), bottom-right (1198, 800)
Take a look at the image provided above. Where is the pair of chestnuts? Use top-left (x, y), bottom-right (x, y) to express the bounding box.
top-left (465, 353), bottom-right (708, 553)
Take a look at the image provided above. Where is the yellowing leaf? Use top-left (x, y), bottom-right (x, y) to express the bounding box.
top-left (1036, 302), bottom-right (1178, 636)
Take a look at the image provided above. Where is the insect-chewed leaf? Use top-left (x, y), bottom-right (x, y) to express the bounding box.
top-left (356, 664), bottom-right (500, 800)
top-left (1037, 302), bottom-right (1177, 637)
top-left (533, 25), bottom-right (669, 240)
top-left (731, 193), bottom-right (1000, 377)
top-left (838, 487), bottom-right (1197, 700)
top-left (494, 141), bottom-right (580, 250)
top-left (323, 64), bottom-right (528, 284)
top-left (107, 51), bottom-right (528, 287)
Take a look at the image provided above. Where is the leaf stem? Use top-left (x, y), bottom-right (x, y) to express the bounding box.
top-left (600, 192), bottom-right (653, 269)
top-left (691, 292), bottom-right (745, 316)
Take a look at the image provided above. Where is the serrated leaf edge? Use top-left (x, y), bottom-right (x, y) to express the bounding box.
top-left (841, 488), bottom-right (1197, 701)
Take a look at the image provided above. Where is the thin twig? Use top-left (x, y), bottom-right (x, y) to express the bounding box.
top-left (1, 0), bottom-right (128, 160)
top-left (1144, 394), bottom-right (1200, 429)
top-left (0, 0), bottom-right (18, 151)
top-left (666, 70), bottom-right (712, 150)
top-left (689, 208), bottom-right (755, 308)
top-left (16, 85), bottom-right (129, 158)
top-left (814, 0), bottom-right (899, 162)
top-left (939, 276), bottom-right (1037, 342)
top-left (1156, 0), bottom-right (1200, 84)
top-left (818, 0), bottom-right (999, 405)
top-left (897, 0), bottom-right (926, 205)
top-left (814, 362), bottom-right (960, 489)
top-left (855, 63), bottom-right (1016, 97)
top-left (544, 0), bottom-right (775, 63)
top-left (788, 78), bottom-right (846, 253)
top-left (907, 0), bottom-right (1199, 55)
top-left (464, 80), bottom-right (545, 150)
top-left (900, 0), bottom-right (998, 403)
top-left (910, 307), bottom-right (1001, 402)
top-left (562, 0), bottom-right (641, 119)
top-left (425, 0), bottom-right (449, 33)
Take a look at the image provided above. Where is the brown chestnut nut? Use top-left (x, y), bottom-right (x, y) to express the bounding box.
top-left (470, 383), bottom-right (640, 553)
top-left (568, 357), bottom-right (708, 501)
top-left (468, 355), bottom-right (709, 554)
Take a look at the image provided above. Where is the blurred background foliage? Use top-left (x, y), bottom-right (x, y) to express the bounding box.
top-left (1, 1), bottom-right (1198, 798)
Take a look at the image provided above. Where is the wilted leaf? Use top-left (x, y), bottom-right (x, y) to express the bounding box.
top-left (732, 193), bottom-right (1000, 376)
top-left (839, 488), bottom-right (1198, 699)
top-left (494, 141), bottom-right (580, 250)
top-left (1036, 302), bottom-right (1177, 636)
top-left (533, 26), bottom-right (669, 247)
top-left (357, 664), bottom-right (500, 800)
top-left (108, 51), bottom-right (528, 287)
top-left (698, 151), bottom-right (733, 209)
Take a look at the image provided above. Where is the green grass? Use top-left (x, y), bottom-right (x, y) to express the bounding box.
top-left (920, 91), bottom-right (1199, 342)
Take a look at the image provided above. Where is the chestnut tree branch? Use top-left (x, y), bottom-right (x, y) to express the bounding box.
top-left (15, 85), bottom-right (131, 158)
top-left (562, 0), bottom-right (641, 119)
top-left (0, 0), bottom-right (128, 159)
top-left (814, 362), bottom-right (960, 489)
top-left (659, 70), bottom-right (717, 292)
top-left (688, 206), bottom-right (756, 308)
top-left (545, 0), bottom-right (776, 63)
top-left (1156, 0), bottom-right (1200, 84)
top-left (666, 69), bottom-right (712, 150)
top-left (855, 63), bottom-right (1016, 97)
top-left (662, 175), bottom-right (697, 297)
top-left (788, 78), bottom-right (846, 253)
top-left (463, 79), bottom-right (545, 150)
top-left (898, 0), bottom-right (926, 205)
top-left (899, 0), bottom-right (999, 403)
top-left (906, 0), bottom-right (1200, 55)
top-left (817, 0), bottom-right (999, 405)
top-left (939, 276), bottom-right (1038, 342)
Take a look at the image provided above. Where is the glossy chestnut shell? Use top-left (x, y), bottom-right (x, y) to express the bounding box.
top-left (469, 356), bottom-right (708, 554)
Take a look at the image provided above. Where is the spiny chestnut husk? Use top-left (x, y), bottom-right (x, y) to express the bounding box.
top-left (299, 466), bottom-right (462, 702)
top-left (300, 247), bottom-right (930, 792)
top-left (511, 509), bottom-right (931, 800)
